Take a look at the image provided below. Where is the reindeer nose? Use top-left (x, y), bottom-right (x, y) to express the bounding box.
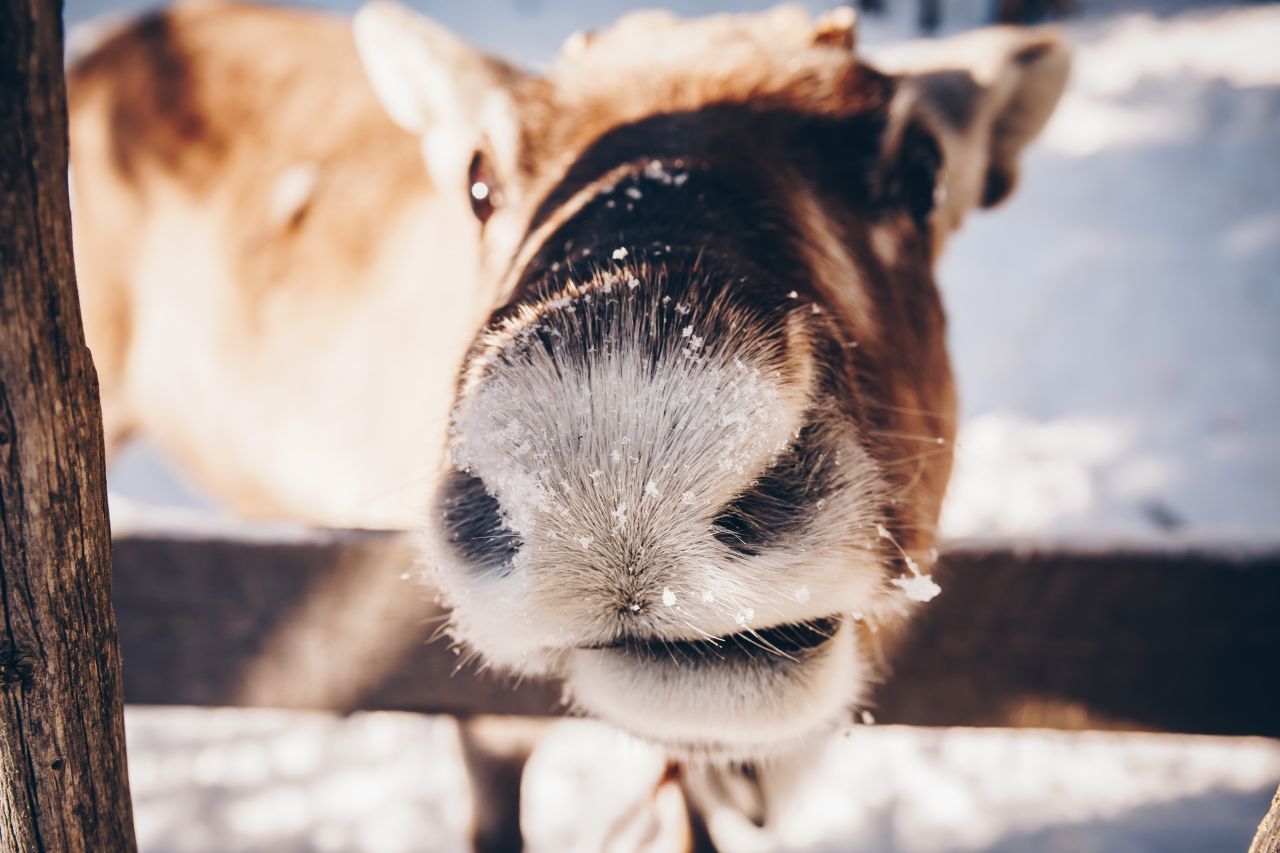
top-left (619, 594), bottom-right (646, 617)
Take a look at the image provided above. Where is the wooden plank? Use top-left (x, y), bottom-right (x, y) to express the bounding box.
top-left (0, 0), bottom-right (138, 845)
top-left (876, 538), bottom-right (1280, 736)
top-left (111, 528), bottom-right (1280, 737)
top-left (111, 528), bottom-right (563, 716)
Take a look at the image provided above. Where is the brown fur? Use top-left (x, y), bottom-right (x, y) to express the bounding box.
top-left (68, 1), bottom-right (1065, 539)
top-left (69, 2), bottom-right (480, 522)
top-left (70, 2), bottom-right (429, 319)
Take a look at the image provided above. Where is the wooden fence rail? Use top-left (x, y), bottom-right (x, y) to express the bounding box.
top-left (111, 527), bottom-right (1280, 738)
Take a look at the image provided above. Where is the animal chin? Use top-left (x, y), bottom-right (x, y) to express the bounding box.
top-left (562, 616), bottom-right (863, 759)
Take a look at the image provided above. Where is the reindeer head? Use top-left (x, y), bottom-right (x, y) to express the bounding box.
top-left (356, 4), bottom-right (1068, 759)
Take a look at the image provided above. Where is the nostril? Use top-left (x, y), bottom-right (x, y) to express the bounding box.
top-left (712, 423), bottom-right (829, 556)
top-left (439, 468), bottom-right (523, 574)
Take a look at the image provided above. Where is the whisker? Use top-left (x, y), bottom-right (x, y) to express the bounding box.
top-left (871, 429), bottom-right (950, 445)
top-left (877, 444), bottom-right (953, 468)
top-left (860, 398), bottom-right (954, 419)
top-left (739, 629), bottom-right (800, 663)
top-left (662, 639), bottom-right (686, 668)
top-left (676, 616), bottom-right (722, 645)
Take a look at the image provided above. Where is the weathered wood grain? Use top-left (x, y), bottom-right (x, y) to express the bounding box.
top-left (112, 528), bottom-right (1280, 737)
top-left (1252, 784), bottom-right (1280, 853)
top-left (0, 0), bottom-right (138, 847)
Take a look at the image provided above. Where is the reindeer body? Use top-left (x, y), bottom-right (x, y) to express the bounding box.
top-left (69, 2), bottom-right (489, 525)
top-left (69, 1), bottom-right (1068, 758)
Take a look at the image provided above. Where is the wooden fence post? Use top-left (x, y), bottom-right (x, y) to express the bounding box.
top-left (0, 0), bottom-right (138, 848)
top-left (1252, 784), bottom-right (1280, 853)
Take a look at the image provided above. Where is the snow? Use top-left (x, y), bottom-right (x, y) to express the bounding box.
top-left (662, 587), bottom-right (677, 607)
top-left (123, 710), bottom-right (1280, 853)
top-left (641, 159), bottom-right (689, 187)
top-left (890, 572), bottom-right (943, 603)
top-left (80, 0), bottom-right (1280, 849)
top-left (927, 3), bottom-right (1280, 540)
top-left (125, 709), bottom-right (473, 853)
top-left (877, 520), bottom-right (944, 601)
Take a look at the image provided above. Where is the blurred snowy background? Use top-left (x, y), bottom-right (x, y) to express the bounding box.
top-left (64, 0), bottom-right (1280, 849)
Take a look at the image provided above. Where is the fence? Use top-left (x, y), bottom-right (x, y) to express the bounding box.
top-left (111, 527), bottom-right (1280, 737)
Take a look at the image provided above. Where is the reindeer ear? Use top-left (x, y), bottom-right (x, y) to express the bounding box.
top-left (878, 26), bottom-right (1070, 235)
top-left (353, 2), bottom-right (519, 184)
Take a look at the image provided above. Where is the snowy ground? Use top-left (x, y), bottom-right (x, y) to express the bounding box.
top-left (61, 0), bottom-right (1280, 850)
top-left (124, 710), bottom-right (1280, 852)
top-left (936, 3), bottom-right (1280, 539)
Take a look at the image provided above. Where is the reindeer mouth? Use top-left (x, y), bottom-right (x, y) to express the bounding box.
top-left (564, 614), bottom-right (858, 759)
top-left (580, 616), bottom-right (841, 665)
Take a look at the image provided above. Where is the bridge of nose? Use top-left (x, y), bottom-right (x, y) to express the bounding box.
top-left (451, 294), bottom-right (805, 546)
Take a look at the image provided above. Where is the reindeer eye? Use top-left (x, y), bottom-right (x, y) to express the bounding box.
top-left (468, 150), bottom-right (501, 224)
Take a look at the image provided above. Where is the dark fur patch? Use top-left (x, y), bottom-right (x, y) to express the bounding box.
top-left (68, 11), bottom-right (222, 184)
top-left (886, 119), bottom-right (944, 228)
top-left (981, 163), bottom-right (1016, 208)
top-left (490, 102), bottom-right (907, 345)
top-left (524, 104), bottom-right (888, 246)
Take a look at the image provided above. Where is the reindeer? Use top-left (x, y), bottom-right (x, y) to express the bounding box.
top-left (351, 2), bottom-right (1067, 758)
top-left (68, 0), bottom-right (1068, 840)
